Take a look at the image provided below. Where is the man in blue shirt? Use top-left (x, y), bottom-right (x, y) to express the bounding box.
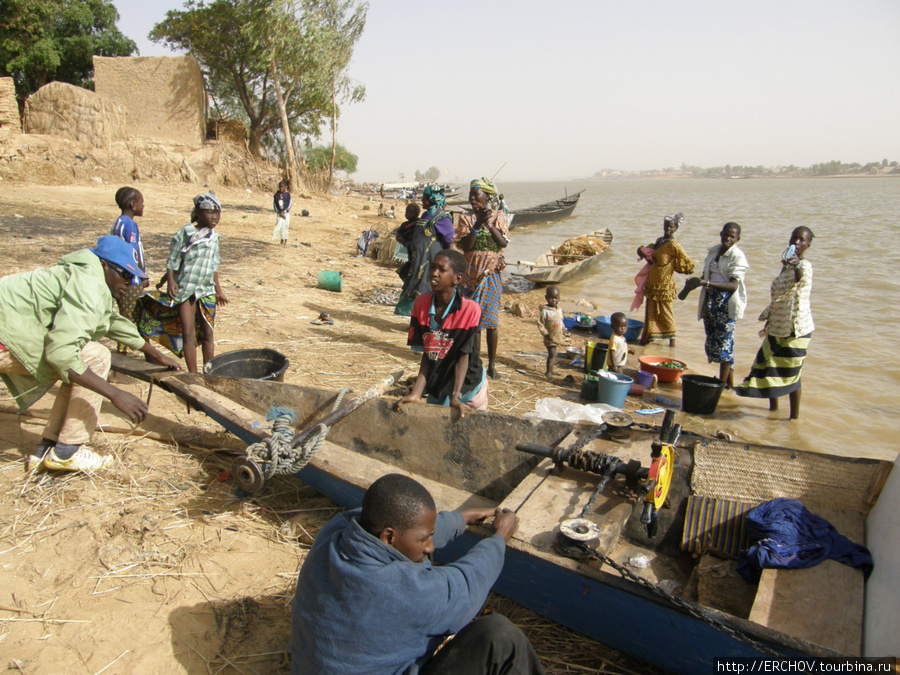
top-left (290, 473), bottom-right (544, 674)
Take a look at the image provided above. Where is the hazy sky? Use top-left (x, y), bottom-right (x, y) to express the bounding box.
top-left (112, 0), bottom-right (900, 182)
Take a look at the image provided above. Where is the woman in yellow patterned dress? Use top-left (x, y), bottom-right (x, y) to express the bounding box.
top-left (636, 212), bottom-right (694, 346)
top-left (455, 178), bottom-right (509, 379)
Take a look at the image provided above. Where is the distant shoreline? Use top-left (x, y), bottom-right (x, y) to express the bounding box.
top-left (578, 172), bottom-right (900, 181)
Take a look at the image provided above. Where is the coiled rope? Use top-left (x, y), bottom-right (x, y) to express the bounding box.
top-left (244, 388), bottom-right (353, 479)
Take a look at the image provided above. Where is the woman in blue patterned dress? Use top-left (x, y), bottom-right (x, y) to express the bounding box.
top-left (681, 222), bottom-right (749, 388)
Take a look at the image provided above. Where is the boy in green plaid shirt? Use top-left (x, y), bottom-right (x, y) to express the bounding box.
top-left (138, 192), bottom-right (229, 373)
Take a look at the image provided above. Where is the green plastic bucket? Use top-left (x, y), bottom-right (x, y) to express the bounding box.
top-left (596, 371), bottom-right (633, 408)
top-left (317, 270), bottom-right (343, 292)
top-left (580, 373), bottom-right (599, 400)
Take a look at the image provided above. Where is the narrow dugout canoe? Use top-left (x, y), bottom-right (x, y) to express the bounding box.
top-left (509, 190), bottom-right (584, 229)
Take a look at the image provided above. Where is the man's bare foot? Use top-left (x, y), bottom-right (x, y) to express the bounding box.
top-left (546, 371), bottom-right (555, 380)
top-left (487, 366), bottom-right (500, 380)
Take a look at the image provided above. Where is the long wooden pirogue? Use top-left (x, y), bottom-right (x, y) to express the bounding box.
top-left (111, 354), bottom-right (894, 674)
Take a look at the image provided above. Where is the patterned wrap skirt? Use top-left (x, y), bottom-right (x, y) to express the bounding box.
top-left (734, 333), bottom-right (811, 399)
top-left (702, 290), bottom-right (736, 364)
top-left (641, 296), bottom-right (676, 341)
top-left (114, 281), bottom-right (148, 353)
top-left (466, 271), bottom-right (502, 330)
top-left (137, 291), bottom-right (217, 359)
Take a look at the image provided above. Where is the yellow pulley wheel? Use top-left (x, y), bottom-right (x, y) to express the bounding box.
top-left (645, 444), bottom-right (674, 511)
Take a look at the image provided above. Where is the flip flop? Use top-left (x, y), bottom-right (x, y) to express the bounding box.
top-left (311, 312), bottom-right (334, 326)
top-left (678, 277), bottom-right (703, 301)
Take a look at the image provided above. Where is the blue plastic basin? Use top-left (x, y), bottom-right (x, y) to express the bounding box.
top-left (595, 316), bottom-right (644, 342)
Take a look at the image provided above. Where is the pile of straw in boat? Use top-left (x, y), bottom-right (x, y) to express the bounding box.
top-left (550, 235), bottom-right (609, 265)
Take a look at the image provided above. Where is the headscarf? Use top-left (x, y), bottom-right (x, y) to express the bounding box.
top-left (422, 184), bottom-right (445, 209)
top-left (470, 177), bottom-right (498, 197)
top-left (664, 212), bottom-right (684, 227)
top-left (191, 191), bottom-right (222, 222)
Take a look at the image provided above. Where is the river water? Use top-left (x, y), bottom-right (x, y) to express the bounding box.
top-left (495, 178), bottom-right (899, 461)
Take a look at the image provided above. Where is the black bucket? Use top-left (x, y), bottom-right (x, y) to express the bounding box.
top-left (580, 373), bottom-right (599, 400)
top-left (681, 374), bottom-right (726, 415)
top-left (203, 348), bottom-right (289, 382)
top-left (583, 341), bottom-right (608, 374)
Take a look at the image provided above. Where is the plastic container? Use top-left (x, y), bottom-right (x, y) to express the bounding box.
top-left (203, 348), bottom-right (290, 382)
top-left (317, 270), bottom-right (343, 292)
top-left (681, 374), bottom-right (726, 414)
top-left (583, 341), bottom-right (608, 374)
top-left (638, 355), bottom-right (687, 383)
top-left (595, 316), bottom-right (644, 342)
top-left (634, 370), bottom-right (655, 389)
top-left (580, 373), bottom-right (599, 401)
top-left (596, 371), bottom-right (633, 408)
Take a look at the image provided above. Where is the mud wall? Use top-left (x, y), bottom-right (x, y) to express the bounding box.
top-left (24, 82), bottom-right (127, 147)
top-left (0, 77), bottom-right (21, 143)
top-left (94, 56), bottom-right (206, 148)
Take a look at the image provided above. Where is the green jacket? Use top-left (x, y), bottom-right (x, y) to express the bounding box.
top-left (0, 249), bottom-right (145, 399)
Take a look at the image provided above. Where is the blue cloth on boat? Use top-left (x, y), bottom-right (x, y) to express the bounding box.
top-left (290, 508), bottom-right (506, 675)
top-left (737, 498), bottom-right (873, 584)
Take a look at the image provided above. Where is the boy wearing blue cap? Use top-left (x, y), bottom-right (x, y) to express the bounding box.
top-left (0, 236), bottom-right (181, 473)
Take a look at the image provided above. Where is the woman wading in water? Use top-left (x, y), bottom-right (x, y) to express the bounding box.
top-left (734, 226), bottom-right (814, 419)
top-left (634, 212), bottom-right (694, 346)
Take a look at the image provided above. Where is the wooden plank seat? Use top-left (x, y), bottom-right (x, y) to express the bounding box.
top-left (747, 508), bottom-right (865, 656)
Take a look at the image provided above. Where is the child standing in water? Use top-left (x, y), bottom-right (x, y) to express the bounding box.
top-left (138, 192), bottom-right (228, 373)
top-left (538, 285), bottom-right (565, 379)
top-left (606, 312), bottom-right (634, 374)
top-left (110, 187), bottom-right (147, 352)
top-left (272, 181), bottom-right (292, 246)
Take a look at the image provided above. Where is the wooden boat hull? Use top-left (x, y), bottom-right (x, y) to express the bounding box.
top-left (517, 228), bottom-right (613, 284)
top-left (509, 190), bottom-right (584, 229)
top-left (112, 358), bottom-right (894, 674)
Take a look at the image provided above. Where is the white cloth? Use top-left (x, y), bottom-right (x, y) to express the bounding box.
top-left (272, 213), bottom-right (290, 241)
top-left (697, 244), bottom-right (749, 320)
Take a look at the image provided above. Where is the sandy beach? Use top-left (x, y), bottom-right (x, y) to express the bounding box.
top-left (0, 181), bottom-right (677, 674)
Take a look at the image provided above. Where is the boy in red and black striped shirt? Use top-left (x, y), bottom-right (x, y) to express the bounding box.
top-left (397, 250), bottom-right (488, 412)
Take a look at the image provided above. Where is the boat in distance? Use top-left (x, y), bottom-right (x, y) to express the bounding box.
top-left (110, 355), bottom-right (896, 675)
top-left (508, 190), bottom-right (584, 229)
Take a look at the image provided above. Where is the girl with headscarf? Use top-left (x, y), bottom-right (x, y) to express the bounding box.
top-left (455, 177), bottom-right (510, 379)
top-left (635, 212), bottom-right (694, 346)
top-left (394, 185), bottom-right (454, 317)
top-left (138, 192), bottom-right (229, 373)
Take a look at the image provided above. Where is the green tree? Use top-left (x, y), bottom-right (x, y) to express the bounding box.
top-left (424, 166), bottom-right (440, 182)
top-left (308, 0), bottom-right (367, 183)
top-left (305, 142), bottom-right (358, 173)
top-left (0, 0), bottom-right (136, 106)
